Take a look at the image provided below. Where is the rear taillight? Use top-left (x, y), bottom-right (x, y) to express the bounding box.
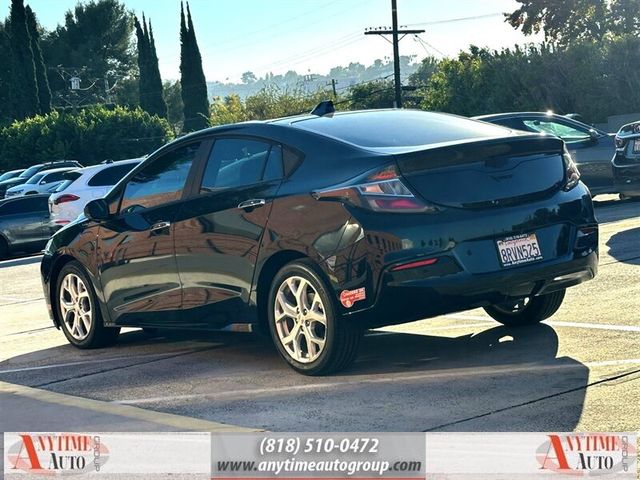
top-left (562, 150), bottom-right (580, 191)
top-left (313, 165), bottom-right (437, 213)
top-left (53, 194), bottom-right (80, 205)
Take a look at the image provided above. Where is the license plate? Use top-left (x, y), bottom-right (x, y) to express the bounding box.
top-left (496, 233), bottom-right (543, 267)
top-left (633, 139), bottom-right (640, 153)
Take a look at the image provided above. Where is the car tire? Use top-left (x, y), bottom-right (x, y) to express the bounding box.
top-left (483, 289), bottom-right (566, 326)
top-left (0, 237), bottom-right (8, 260)
top-left (55, 261), bottom-right (120, 348)
top-left (267, 259), bottom-right (362, 375)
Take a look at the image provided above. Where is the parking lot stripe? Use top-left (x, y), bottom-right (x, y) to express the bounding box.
top-left (0, 380), bottom-right (260, 432)
top-left (444, 314), bottom-right (640, 333)
top-left (0, 350), bottom-right (201, 374)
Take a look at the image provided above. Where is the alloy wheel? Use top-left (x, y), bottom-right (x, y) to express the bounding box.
top-left (274, 276), bottom-right (327, 363)
top-left (59, 273), bottom-right (93, 341)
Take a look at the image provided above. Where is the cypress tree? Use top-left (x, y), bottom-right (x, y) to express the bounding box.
top-left (8, 0), bottom-right (39, 120)
top-left (179, 2), bottom-right (209, 132)
top-left (25, 6), bottom-right (51, 114)
top-left (134, 16), bottom-right (151, 111)
top-left (135, 15), bottom-right (167, 118)
top-left (147, 21), bottom-right (167, 117)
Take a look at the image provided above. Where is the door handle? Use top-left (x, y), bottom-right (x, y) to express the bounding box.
top-left (237, 199), bottom-right (266, 210)
top-left (150, 221), bottom-right (171, 232)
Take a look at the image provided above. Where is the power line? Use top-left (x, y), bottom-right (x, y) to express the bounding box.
top-left (405, 12), bottom-right (503, 27)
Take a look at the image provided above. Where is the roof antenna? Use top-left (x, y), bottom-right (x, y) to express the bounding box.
top-left (310, 100), bottom-right (335, 116)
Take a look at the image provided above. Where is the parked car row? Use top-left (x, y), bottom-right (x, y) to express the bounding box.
top-left (0, 158), bottom-right (142, 259)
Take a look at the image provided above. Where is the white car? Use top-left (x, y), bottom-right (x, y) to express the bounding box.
top-left (5, 167), bottom-right (75, 197)
top-left (49, 158), bottom-right (142, 226)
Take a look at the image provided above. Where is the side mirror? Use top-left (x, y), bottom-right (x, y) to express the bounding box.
top-left (589, 129), bottom-right (599, 140)
top-left (39, 179), bottom-right (47, 185)
top-left (84, 198), bottom-right (110, 221)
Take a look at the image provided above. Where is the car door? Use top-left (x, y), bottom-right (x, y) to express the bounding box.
top-left (518, 117), bottom-right (613, 191)
top-left (173, 137), bottom-right (284, 328)
top-left (96, 140), bottom-right (207, 327)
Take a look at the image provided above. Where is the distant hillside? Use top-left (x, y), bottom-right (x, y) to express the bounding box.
top-left (206, 56), bottom-right (419, 99)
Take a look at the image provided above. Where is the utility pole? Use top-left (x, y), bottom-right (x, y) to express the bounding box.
top-left (365, 0), bottom-right (424, 108)
top-left (327, 79), bottom-right (338, 99)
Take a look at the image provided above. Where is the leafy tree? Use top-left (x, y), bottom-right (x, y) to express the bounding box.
top-left (408, 57), bottom-right (438, 86)
top-left (135, 15), bottom-right (167, 117)
top-left (25, 5), bottom-right (51, 114)
top-left (42, 0), bottom-right (135, 93)
top-left (241, 71), bottom-right (257, 84)
top-left (179, 2), bottom-right (209, 132)
top-left (347, 80), bottom-right (395, 110)
top-left (506, 0), bottom-right (639, 45)
top-left (8, 0), bottom-right (39, 120)
top-left (163, 80), bottom-right (184, 130)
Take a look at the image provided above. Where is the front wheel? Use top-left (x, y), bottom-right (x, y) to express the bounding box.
top-left (268, 260), bottom-right (362, 375)
top-left (484, 289), bottom-right (566, 326)
top-left (56, 261), bottom-right (120, 348)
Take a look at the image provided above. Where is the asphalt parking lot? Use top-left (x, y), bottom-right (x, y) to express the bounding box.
top-left (0, 196), bottom-right (639, 433)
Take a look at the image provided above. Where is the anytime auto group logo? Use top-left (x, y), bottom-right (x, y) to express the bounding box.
top-left (6, 433), bottom-right (109, 476)
top-left (536, 433), bottom-right (635, 476)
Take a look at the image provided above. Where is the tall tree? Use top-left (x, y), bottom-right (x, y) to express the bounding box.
top-left (506, 0), bottom-right (639, 45)
top-left (42, 0), bottom-right (135, 94)
top-left (180, 2), bottom-right (209, 132)
top-left (146, 21), bottom-right (167, 117)
top-left (8, 0), bottom-right (39, 120)
top-left (25, 6), bottom-right (52, 114)
top-left (134, 15), bottom-right (167, 117)
top-left (0, 22), bottom-right (13, 123)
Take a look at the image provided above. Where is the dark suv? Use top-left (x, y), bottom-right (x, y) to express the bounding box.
top-left (0, 160), bottom-right (83, 198)
top-left (41, 108), bottom-right (598, 375)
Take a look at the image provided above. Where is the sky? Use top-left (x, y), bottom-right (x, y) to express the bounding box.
top-left (3, 0), bottom-right (543, 82)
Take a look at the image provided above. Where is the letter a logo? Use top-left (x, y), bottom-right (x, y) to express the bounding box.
top-left (12, 435), bottom-right (43, 470)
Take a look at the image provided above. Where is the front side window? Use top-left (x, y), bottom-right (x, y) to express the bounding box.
top-left (200, 138), bottom-right (275, 193)
top-left (522, 120), bottom-right (590, 142)
top-left (25, 173), bottom-right (45, 185)
top-left (120, 142), bottom-right (200, 213)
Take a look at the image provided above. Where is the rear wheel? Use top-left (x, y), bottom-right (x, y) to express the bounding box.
top-left (484, 289), bottom-right (566, 326)
top-left (268, 260), bottom-right (362, 375)
top-left (56, 261), bottom-right (120, 348)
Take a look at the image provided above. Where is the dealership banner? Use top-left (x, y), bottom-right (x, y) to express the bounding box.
top-left (3, 432), bottom-right (637, 479)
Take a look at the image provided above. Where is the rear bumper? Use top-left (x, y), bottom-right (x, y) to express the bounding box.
top-left (613, 161), bottom-right (640, 196)
top-left (354, 251), bottom-right (597, 328)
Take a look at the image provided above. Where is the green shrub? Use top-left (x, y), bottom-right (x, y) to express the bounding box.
top-left (0, 105), bottom-right (174, 171)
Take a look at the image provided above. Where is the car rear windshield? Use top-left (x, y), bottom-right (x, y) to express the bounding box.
top-left (291, 110), bottom-right (509, 148)
top-left (54, 171), bottom-right (82, 192)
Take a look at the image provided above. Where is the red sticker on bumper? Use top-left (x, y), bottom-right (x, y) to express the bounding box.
top-left (340, 287), bottom-right (366, 308)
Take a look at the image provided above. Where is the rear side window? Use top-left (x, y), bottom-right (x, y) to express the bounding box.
top-left (200, 138), bottom-right (278, 192)
top-left (120, 142), bottom-right (200, 213)
top-left (88, 163), bottom-right (138, 187)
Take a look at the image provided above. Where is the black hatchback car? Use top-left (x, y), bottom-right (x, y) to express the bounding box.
top-left (41, 108), bottom-right (598, 375)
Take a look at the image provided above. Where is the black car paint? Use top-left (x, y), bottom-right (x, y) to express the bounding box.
top-left (41, 110), bottom-right (598, 333)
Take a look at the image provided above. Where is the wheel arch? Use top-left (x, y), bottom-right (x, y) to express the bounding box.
top-left (254, 250), bottom-right (307, 333)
